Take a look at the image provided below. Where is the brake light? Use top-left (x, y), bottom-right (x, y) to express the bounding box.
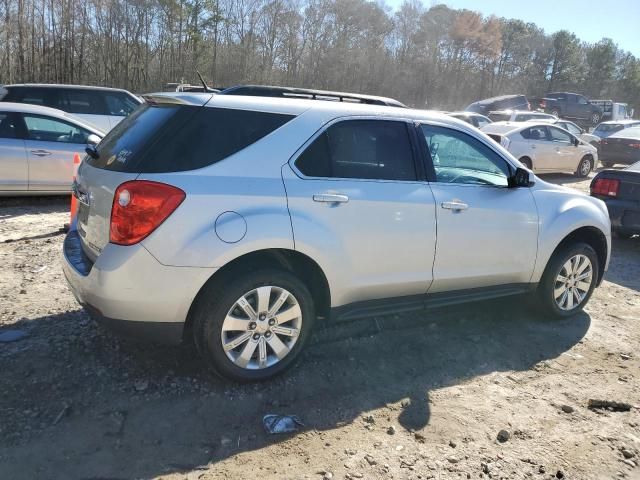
top-left (110, 181), bottom-right (185, 245)
top-left (591, 178), bottom-right (620, 197)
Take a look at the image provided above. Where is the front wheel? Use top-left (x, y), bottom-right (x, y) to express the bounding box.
top-left (575, 156), bottom-right (593, 177)
top-left (591, 113), bottom-right (601, 125)
top-left (193, 269), bottom-right (315, 381)
top-left (550, 109), bottom-right (560, 117)
top-left (537, 243), bottom-right (599, 318)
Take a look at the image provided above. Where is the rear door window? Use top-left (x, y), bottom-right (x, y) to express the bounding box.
top-left (295, 120), bottom-right (416, 181)
top-left (0, 112), bottom-right (21, 139)
top-left (521, 126), bottom-right (548, 141)
top-left (57, 89), bottom-right (105, 115)
top-left (89, 105), bottom-right (294, 172)
top-left (548, 126), bottom-right (573, 144)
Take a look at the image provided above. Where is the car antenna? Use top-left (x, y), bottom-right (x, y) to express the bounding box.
top-left (196, 71), bottom-right (211, 92)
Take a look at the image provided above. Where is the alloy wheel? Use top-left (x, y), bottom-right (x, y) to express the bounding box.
top-left (220, 286), bottom-right (302, 369)
top-left (553, 254), bottom-right (593, 311)
top-left (580, 159), bottom-right (591, 176)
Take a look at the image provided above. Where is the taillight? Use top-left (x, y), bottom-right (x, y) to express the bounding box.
top-left (591, 178), bottom-right (620, 197)
top-left (110, 181), bottom-right (185, 246)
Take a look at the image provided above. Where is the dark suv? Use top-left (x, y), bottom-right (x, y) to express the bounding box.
top-left (536, 93), bottom-right (603, 126)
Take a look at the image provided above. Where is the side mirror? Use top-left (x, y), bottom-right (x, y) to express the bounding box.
top-left (509, 167), bottom-right (534, 188)
top-left (86, 134), bottom-right (101, 146)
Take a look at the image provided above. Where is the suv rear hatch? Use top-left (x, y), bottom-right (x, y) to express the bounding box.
top-left (75, 94), bottom-right (212, 261)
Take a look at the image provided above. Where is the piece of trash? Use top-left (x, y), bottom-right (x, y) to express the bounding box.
top-left (588, 399), bottom-right (632, 412)
top-left (31, 265), bottom-right (48, 274)
top-left (0, 330), bottom-right (28, 343)
top-left (53, 403), bottom-right (71, 425)
top-left (263, 414), bottom-right (304, 434)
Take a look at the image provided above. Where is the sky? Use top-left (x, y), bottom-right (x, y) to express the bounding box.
top-left (385, 0), bottom-right (640, 56)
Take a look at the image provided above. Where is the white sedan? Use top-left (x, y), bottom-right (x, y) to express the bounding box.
top-left (482, 121), bottom-right (599, 177)
top-left (0, 102), bottom-right (104, 195)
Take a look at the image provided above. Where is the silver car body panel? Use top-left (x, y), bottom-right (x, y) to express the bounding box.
top-left (63, 95), bottom-right (611, 329)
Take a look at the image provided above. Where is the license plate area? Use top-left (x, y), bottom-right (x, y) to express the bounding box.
top-left (77, 202), bottom-right (89, 226)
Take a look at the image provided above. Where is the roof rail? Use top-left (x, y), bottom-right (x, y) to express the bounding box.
top-left (219, 84), bottom-right (406, 108)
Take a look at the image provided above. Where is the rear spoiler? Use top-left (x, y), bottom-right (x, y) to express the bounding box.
top-left (141, 92), bottom-right (213, 107)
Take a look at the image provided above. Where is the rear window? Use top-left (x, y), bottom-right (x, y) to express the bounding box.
top-left (595, 124), bottom-right (624, 134)
top-left (488, 113), bottom-right (510, 122)
top-left (87, 104), bottom-right (294, 172)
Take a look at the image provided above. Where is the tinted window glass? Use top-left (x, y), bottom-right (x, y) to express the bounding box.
top-left (421, 125), bottom-right (510, 187)
top-left (488, 112), bottom-right (510, 122)
top-left (57, 89), bottom-right (104, 114)
top-left (23, 114), bottom-right (92, 144)
top-left (0, 112), bottom-right (19, 139)
top-left (296, 120), bottom-right (416, 181)
top-left (521, 126), bottom-right (548, 141)
top-left (89, 105), bottom-right (294, 173)
top-left (561, 122), bottom-right (581, 135)
top-left (8, 87), bottom-right (56, 107)
top-left (105, 93), bottom-right (139, 116)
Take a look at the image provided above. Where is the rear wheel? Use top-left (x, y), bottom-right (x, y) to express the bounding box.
top-left (193, 269), bottom-right (315, 381)
top-left (537, 242), bottom-right (599, 318)
top-left (550, 109), bottom-right (560, 118)
top-left (591, 113), bottom-right (601, 125)
top-left (575, 156), bottom-right (593, 177)
top-left (519, 157), bottom-right (532, 170)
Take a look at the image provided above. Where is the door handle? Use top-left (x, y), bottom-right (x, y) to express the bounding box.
top-left (30, 150), bottom-right (51, 157)
top-left (313, 193), bottom-right (349, 204)
top-left (530, 145), bottom-right (536, 149)
top-left (441, 201), bottom-right (468, 211)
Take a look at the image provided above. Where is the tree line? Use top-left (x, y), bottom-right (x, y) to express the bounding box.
top-left (1, 0), bottom-right (639, 111)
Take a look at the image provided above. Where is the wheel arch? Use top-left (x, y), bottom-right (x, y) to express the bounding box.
top-left (540, 226), bottom-right (608, 286)
top-left (183, 248), bottom-right (331, 342)
top-left (519, 156), bottom-right (533, 169)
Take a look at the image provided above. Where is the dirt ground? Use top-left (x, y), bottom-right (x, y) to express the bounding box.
top-left (0, 171), bottom-right (639, 480)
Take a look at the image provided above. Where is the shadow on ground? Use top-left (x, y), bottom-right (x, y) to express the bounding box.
top-left (0, 298), bottom-right (590, 478)
top-left (0, 195), bottom-right (69, 219)
top-left (604, 236), bottom-right (640, 292)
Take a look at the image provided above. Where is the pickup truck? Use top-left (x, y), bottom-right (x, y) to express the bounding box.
top-left (531, 92), bottom-right (604, 126)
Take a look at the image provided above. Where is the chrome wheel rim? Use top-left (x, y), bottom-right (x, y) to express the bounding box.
top-left (221, 286), bottom-right (302, 370)
top-left (554, 254), bottom-right (593, 311)
top-left (592, 114), bottom-right (599, 124)
top-left (580, 159), bottom-right (591, 176)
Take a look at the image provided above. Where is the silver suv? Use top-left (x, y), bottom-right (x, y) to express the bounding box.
top-left (63, 93), bottom-right (611, 381)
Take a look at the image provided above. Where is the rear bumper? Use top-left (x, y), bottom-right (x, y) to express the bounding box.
top-left (600, 197), bottom-right (640, 235)
top-left (599, 152), bottom-right (640, 165)
top-left (62, 229), bottom-right (216, 344)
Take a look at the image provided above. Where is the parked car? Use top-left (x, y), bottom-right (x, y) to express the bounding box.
top-left (0, 103), bottom-right (103, 195)
top-left (63, 93), bottom-right (610, 381)
top-left (481, 121), bottom-right (598, 176)
top-left (488, 110), bottom-right (556, 123)
top-left (465, 94), bottom-right (529, 115)
top-left (532, 92), bottom-right (603, 126)
top-left (0, 84), bottom-right (142, 132)
top-left (590, 100), bottom-right (633, 121)
top-left (593, 119), bottom-right (640, 139)
top-left (446, 111), bottom-right (492, 129)
top-left (598, 126), bottom-right (640, 167)
top-left (591, 162), bottom-right (640, 238)
top-left (526, 118), bottom-right (601, 148)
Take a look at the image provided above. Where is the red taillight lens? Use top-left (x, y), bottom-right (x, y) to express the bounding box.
top-left (591, 178), bottom-right (620, 197)
top-left (110, 181), bottom-right (185, 246)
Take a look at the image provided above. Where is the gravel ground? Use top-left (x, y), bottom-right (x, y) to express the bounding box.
top-left (0, 172), bottom-right (639, 480)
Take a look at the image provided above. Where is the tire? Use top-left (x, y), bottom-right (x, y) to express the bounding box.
top-left (550, 109), bottom-right (560, 118)
top-left (193, 269), bottom-right (315, 382)
top-left (537, 242), bottom-right (599, 318)
top-left (575, 156), bottom-right (593, 177)
top-left (519, 157), bottom-right (532, 170)
top-left (591, 113), bottom-right (601, 125)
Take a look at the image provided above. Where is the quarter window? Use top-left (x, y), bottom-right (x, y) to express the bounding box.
top-left (421, 125), bottom-right (510, 187)
top-left (295, 120), bottom-right (417, 181)
top-left (105, 93), bottom-right (139, 116)
top-left (22, 114), bottom-right (92, 144)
